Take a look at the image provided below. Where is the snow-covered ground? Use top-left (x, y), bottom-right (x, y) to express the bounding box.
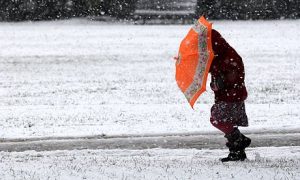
top-left (0, 147), bottom-right (299, 179)
top-left (0, 19), bottom-right (299, 138)
top-left (0, 18), bottom-right (300, 180)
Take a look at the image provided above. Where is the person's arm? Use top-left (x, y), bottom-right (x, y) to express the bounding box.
top-left (210, 29), bottom-right (229, 91)
top-left (222, 54), bottom-right (245, 88)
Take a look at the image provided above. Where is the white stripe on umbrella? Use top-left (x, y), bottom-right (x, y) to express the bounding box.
top-left (184, 20), bottom-right (209, 102)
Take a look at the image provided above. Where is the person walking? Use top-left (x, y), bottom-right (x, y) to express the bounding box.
top-left (174, 16), bottom-right (251, 162)
top-left (210, 29), bottom-right (251, 162)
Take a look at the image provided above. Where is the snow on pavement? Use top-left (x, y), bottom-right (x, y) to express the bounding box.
top-left (0, 146), bottom-right (299, 180)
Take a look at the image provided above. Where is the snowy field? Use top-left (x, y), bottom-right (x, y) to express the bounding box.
top-left (0, 147), bottom-right (299, 179)
top-left (0, 19), bottom-right (300, 180)
top-left (0, 19), bottom-right (299, 138)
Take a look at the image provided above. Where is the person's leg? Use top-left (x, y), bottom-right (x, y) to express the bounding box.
top-left (210, 118), bottom-right (244, 161)
top-left (210, 118), bottom-right (234, 134)
top-left (210, 102), bottom-right (251, 162)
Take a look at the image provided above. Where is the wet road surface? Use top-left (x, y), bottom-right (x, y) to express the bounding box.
top-left (0, 130), bottom-right (299, 152)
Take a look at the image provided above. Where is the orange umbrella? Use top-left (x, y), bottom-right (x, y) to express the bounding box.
top-left (175, 16), bottom-right (214, 108)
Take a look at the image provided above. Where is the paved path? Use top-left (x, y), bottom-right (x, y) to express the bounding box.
top-left (1, 130), bottom-right (299, 152)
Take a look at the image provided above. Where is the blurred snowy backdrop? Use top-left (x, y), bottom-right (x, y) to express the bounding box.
top-left (0, 0), bottom-right (299, 23)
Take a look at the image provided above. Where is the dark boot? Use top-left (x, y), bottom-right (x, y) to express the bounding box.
top-left (221, 128), bottom-right (251, 162)
top-left (221, 149), bottom-right (247, 162)
top-left (225, 132), bottom-right (251, 151)
top-left (239, 133), bottom-right (251, 150)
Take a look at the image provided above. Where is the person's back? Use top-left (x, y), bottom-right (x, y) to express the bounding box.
top-left (210, 29), bottom-right (247, 103)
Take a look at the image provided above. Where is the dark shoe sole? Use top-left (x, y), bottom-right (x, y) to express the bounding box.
top-left (220, 151), bottom-right (247, 162)
top-left (220, 157), bottom-right (247, 162)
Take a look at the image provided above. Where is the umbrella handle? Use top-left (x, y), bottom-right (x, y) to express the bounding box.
top-left (174, 54), bottom-right (182, 65)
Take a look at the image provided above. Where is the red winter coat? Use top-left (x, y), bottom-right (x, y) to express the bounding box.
top-left (210, 29), bottom-right (247, 102)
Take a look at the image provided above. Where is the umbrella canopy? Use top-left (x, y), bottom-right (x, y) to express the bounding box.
top-left (175, 16), bottom-right (214, 108)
